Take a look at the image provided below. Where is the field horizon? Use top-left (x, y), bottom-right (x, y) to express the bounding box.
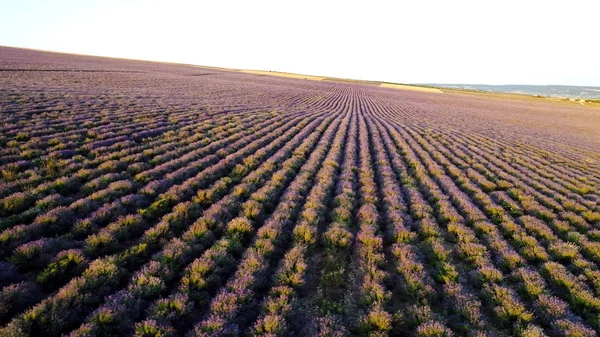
top-left (1, 46), bottom-right (599, 337)
top-left (3, 45), bottom-right (599, 102)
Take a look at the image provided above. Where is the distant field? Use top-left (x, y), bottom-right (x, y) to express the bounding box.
top-left (380, 83), bottom-right (444, 93)
top-left (240, 69), bottom-right (326, 81)
top-left (1, 46), bottom-right (600, 337)
top-left (429, 83), bottom-right (600, 100)
top-left (240, 69), bottom-right (445, 94)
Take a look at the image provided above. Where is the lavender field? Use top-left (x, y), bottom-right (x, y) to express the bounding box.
top-left (1, 46), bottom-right (600, 337)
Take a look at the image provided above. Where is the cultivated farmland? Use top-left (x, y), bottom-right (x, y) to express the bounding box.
top-left (1, 46), bottom-right (599, 337)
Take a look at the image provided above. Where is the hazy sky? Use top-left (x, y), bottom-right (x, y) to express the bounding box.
top-left (1, 0), bottom-right (599, 86)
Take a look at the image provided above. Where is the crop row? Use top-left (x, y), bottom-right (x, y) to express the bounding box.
top-left (1, 64), bottom-right (599, 337)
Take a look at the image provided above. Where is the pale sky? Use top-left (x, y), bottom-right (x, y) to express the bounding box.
top-left (1, 0), bottom-right (599, 86)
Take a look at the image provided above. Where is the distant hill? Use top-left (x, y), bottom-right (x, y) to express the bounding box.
top-left (424, 84), bottom-right (600, 100)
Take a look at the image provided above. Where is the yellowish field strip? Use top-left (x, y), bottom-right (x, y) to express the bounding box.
top-left (240, 69), bottom-right (326, 81)
top-left (380, 83), bottom-right (444, 93)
